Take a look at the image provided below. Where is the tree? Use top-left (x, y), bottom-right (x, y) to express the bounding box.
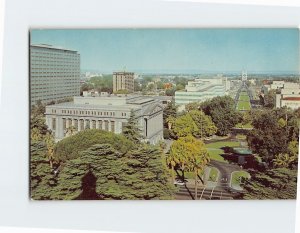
top-left (273, 140), bottom-right (298, 169)
top-left (185, 138), bottom-right (210, 199)
top-left (114, 89), bottom-right (130, 94)
top-left (185, 102), bottom-right (200, 112)
top-left (176, 84), bottom-right (185, 91)
top-left (163, 101), bottom-right (177, 128)
top-left (122, 110), bottom-right (143, 143)
top-left (30, 141), bottom-right (57, 200)
top-left (200, 96), bottom-right (240, 136)
top-left (54, 129), bottom-right (133, 161)
top-left (188, 110), bottom-right (217, 138)
top-left (264, 90), bottom-right (276, 108)
top-left (247, 110), bottom-right (289, 164)
top-left (169, 135), bottom-right (209, 199)
top-left (44, 132), bottom-right (55, 168)
top-left (240, 168), bottom-right (297, 200)
top-left (172, 114), bottom-right (198, 138)
top-left (52, 143), bottom-right (175, 200)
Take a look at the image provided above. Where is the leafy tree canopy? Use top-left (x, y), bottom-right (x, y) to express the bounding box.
top-left (200, 96), bottom-right (241, 136)
top-left (240, 168), bottom-right (297, 200)
top-left (54, 129), bottom-right (133, 161)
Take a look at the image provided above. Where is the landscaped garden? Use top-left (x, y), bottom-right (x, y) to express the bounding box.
top-left (231, 171), bottom-right (250, 189)
top-left (237, 91), bottom-right (251, 111)
top-left (206, 141), bottom-right (241, 162)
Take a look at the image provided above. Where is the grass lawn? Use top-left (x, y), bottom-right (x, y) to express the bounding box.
top-left (237, 101), bottom-right (251, 110)
top-left (239, 95), bottom-right (250, 101)
top-left (236, 134), bottom-right (247, 140)
top-left (208, 167), bottom-right (219, 182)
top-left (231, 171), bottom-right (250, 187)
top-left (235, 122), bottom-right (253, 128)
top-left (206, 141), bottom-right (240, 162)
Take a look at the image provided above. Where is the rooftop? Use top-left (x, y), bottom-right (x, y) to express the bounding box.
top-left (30, 44), bottom-right (78, 53)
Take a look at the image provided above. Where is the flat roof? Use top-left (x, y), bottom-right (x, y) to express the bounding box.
top-left (30, 44), bottom-right (78, 53)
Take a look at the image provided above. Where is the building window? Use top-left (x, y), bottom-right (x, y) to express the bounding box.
top-left (98, 120), bottom-right (102, 129)
top-left (52, 118), bottom-right (56, 130)
top-left (63, 118), bottom-right (66, 135)
top-left (111, 121), bottom-right (115, 133)
top-left (74, 119), bottom-right (78, 131)
top-left (80, 119), bottom-right (84, 130)
top-left (105, 121), bottom-right (109, 131)
top-left (92, 120), bottom-right (96, 129)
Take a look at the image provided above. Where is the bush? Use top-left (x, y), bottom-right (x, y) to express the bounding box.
top-left (54, 129), bottom-right (133, 161)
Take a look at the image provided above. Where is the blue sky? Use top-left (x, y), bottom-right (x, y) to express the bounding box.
top-left (30, 29), bottom-right (299, 74)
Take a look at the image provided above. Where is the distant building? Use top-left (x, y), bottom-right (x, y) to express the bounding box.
top-left (275, 82), bottom-right (300, 109)
top-left (174, 77), bottom-right (227, 110)
top-left (30, 44), bottom-right (80, 105)
top-left (113, 71), bottom-right (134, 93)
top-left (242, 71), bottom-right (247, 81)
top-left (45, 95), bottom-right (164, 144)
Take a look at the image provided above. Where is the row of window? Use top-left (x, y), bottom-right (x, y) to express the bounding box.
top-left (51, 109), bottom-right (129, 117)
top-left (55, 118), bottom-right (116, 134)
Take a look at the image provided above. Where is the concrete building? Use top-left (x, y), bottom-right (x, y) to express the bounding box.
top-left (275, 82), bottom-right (300, 109)
top-left (30, 44), bottom-right (80, 105)
top-left (113, 71), bottom-right (134, 93)
top-left (175, 77), bottom-right (227, 109)
top-left (45, 95), bottom-right (164, 144)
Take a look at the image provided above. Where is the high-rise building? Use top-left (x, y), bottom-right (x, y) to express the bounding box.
top-left (113, 71), bottom-right (134, 93)
top-left (30, 44), bottom-right (80, 106)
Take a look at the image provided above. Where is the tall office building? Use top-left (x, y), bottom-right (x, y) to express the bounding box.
top-left (30, 44), bottom-right (80, 106)
top-left (113, 71), bottom-right (134, 93)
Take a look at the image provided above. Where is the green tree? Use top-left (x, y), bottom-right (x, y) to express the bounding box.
top-left (188, 110), bottom-right (217, 138)
top-left (240, 168), bottom-right (297, 200)
top-left (44, 132), bottom-right (56, 168)
top-left (247, 110), bottom-right (289, 164)
top-left (185, 102), bottom-right (200, 112)
top-left (169, 135), bottom-right (209, 199)
top-left (184, 138), bottom-right (210, 199)
top-left (54, 129), bottom-right (133, 161)
top-left (200, 96), bottom-right (240, 136)
top-left (163, 101), bottom-right (177, 128)
top-left (30, 141), bottom-right (57, 200)
top-left (52, 143), bottom-right (174, 200)
top-left (172, 114), bottom-right (198, 138)
top-left (122, 110), bottom-right (143, 143)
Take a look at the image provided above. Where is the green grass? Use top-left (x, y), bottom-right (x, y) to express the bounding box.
top-left (237, 101), bottom-right (251, 110)
top-left (208, 167), bottom-right (219, 182)
top-left (206, 141), bottom-right (241, 149)
top-left (231, 171), bottom-right (250, 187)
top-left (237, 92), bottom-right (251, 111)
top-left (235, 122), bottom-right (253, 128)
top-left (206, 141), bottom-right (240, 162)
top-left (236, 134), bottom-right (247, 140)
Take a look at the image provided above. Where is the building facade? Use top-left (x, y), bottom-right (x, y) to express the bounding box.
top-left (45, 95), bottom-right (164, 144)
top-left (175, 77), bottom-right (227, 109)
top-left (30, 44), bottom-right (80, 106)
top-left (113, 71), bottom-right (135, 93)
top-left (275, 82), bottom-right (300, 109)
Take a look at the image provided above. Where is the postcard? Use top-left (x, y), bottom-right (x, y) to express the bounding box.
top-left (29, 29), bottom-right (299, 200)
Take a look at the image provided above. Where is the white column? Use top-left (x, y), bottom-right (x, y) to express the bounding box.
top-left (96, 120), bottom-right (99, 129)
top-left (78, 119), bottom-right (81, 131)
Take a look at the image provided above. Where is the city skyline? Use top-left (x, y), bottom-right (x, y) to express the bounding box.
top-left (30, 29), bottom-right (299, 74)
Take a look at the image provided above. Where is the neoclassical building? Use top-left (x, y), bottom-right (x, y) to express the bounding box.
top-left (45, 95), bottom-right (164, 144)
